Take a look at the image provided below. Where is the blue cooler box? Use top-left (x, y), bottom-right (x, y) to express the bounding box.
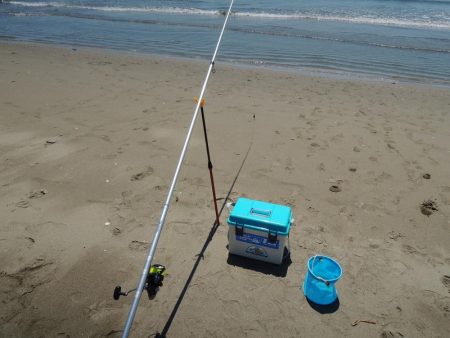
top-left (227, 198), bottom-right (293, 265)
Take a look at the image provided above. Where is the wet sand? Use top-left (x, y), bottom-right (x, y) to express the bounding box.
top-left (0, 42), bottom-right (449, 337)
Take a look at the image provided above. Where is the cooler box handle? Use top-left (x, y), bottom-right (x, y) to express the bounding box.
top-left (250, 208), bottom-right (272, 218)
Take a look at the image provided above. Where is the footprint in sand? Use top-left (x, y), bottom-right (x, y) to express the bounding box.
top-left (14, 190), bottom-right (48, 209)
top-left (420, 199), bottom-right (438, 216)
top-left (29, 189), bottom-right (47, 199)
top-left (130, 166), bottom-right (153, 181)
top-left (329, 185), bottom-right (341, 192)
top-left (441, 275), bottom-right (450, 293)
top-left (111, 227), bottom-right (121, 236)
top-left (24, 237), bottom-right (35, 248)
top-left (381, 331), bottom-right (404, 338)
top-left (16, 200), bottom-right (30, 208)
top-left (402, 244), bottom-right (424, 256)
top-left (386, 142), bottom-right (396, 150)
top-left (388, 231), bottom-right (403, 241)
top-left (317, 163), bottom-right (325, 171)
top-left (70, 291), bottom-right (89, 304)
top-left (2, 258), bottom-right (55, 300)
top-left (284, 157), bottom-right (294, 172)
top-left (128, 240), bottom-right (149, 252)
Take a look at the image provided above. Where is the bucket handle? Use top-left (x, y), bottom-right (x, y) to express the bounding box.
top-left (310, 255), bottom-right (330, 286)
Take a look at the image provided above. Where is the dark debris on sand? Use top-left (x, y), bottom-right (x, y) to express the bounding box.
top-left (329, 185), bottom-right (341, 193)
top-left (420, 199), bottom-right (438, 216)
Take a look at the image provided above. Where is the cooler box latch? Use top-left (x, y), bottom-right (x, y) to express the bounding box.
top-left (235, 225), bottom-right (244, 236)
top-left (268, 232), bottom-right (277, 243)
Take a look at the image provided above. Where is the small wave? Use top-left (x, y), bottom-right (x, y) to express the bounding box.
top-left (235, 11), bottom-right (450, 30)
top-left (6, 1), bottom-right (450, 30)
top-left (6, 1), bottom-right (47, 6)
top-left (82, 6), bottom-right (218, 16)
top-left (10, 11), bottom-right (47, 16)
top-left (7, 2), bottom-right (219, 15)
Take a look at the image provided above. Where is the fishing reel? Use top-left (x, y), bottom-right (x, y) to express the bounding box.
top-left (113, 264), bottom-right (167, 301)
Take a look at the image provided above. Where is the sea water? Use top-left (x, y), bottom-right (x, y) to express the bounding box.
top-left (1, 0), bottom-right (449, 85)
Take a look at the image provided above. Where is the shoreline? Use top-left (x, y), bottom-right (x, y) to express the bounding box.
top-left (1, 41), bottom-right (449, 337)
top-left (3, 38), bottom-right (450, 89)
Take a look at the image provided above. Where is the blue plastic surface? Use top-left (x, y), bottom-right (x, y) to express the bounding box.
top-left (227, 198), bottom-right (292, 236)
top-left (303, 255), bottom-right (342, 305)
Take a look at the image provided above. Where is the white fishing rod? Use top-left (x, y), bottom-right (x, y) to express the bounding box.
top-left (120, 1), bottom-right (235, 337)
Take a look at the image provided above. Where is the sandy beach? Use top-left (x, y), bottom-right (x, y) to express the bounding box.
top-left (0, 42), bottom-right (449, 337)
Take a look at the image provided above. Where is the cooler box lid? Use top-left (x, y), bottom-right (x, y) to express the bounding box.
top-left (227, 198), bottom-right (292, 236)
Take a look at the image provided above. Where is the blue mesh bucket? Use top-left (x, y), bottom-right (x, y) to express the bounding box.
top-left (303, 255), bottom-right (342, 305)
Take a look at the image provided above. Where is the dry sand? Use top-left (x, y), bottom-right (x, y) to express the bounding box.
top-left (0, 42), bottom-right (449, 337)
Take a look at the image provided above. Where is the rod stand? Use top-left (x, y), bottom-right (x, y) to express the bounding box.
top-left (195, 97), bottom-right (220, 226)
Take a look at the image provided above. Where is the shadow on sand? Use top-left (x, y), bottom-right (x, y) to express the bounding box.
top-left (154, 143), bottom-right (253, 338)
top-left (226, 249), bottom-right (292, 277)
top-left (305, 298), bottom-right (340, 314)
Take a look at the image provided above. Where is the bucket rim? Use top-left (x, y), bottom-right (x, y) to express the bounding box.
top-left (307, 255), bottom-right (342, 283)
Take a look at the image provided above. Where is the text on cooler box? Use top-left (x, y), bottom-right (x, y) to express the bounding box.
top-left (235, 232), bottom-right (279, 249)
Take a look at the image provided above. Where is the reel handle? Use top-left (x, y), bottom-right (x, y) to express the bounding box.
top-left (113, 264), bottom-right (166, 300)
top-left (113, 286), bottom-right (136, 300)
